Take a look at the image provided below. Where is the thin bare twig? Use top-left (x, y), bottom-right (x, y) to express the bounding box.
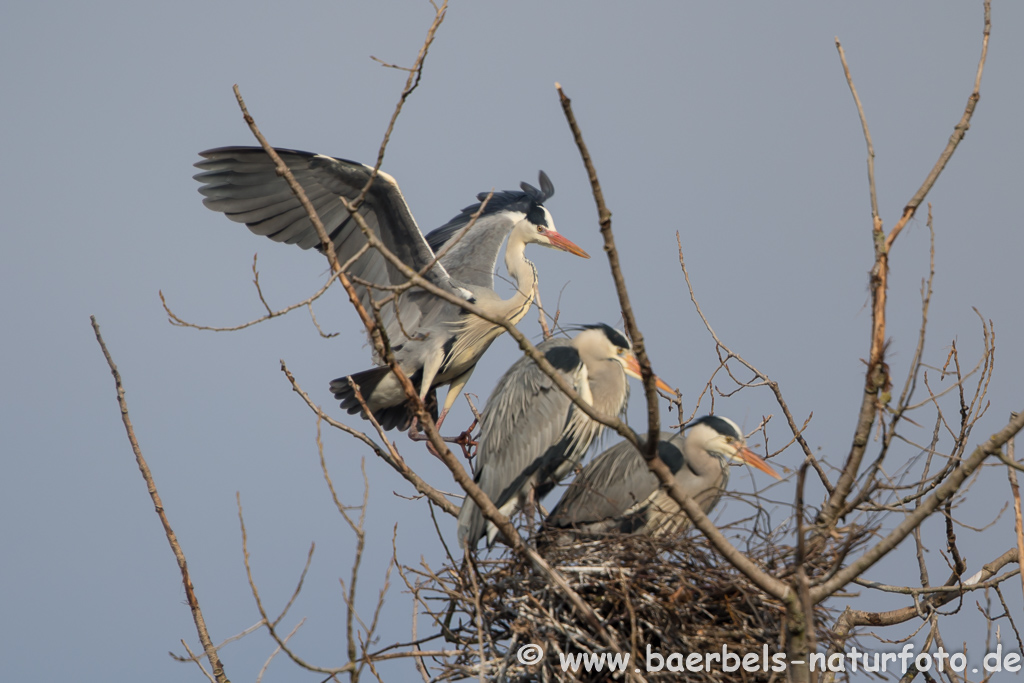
top-left (237, 493), bottom-right (355, 676)
top-left (534, 285), bottom-right (552, 340)
top-left (677, 233), bottom-right (821, 486)
top-left (171, 622), bottom-right (265, 664)
top-left (317, 423), bottom-right (370, 673)
top-left (91, 316), bottom-right (230, 683)
top-left (180, 640), bottom-right (217, 683)
top-left (271, 543), bottom-right (314, 630)
top-left (256, 619), bottom-right (304, 683)
top-left (813, 410), bottom-right (1024, 602)
top-left (159, 264), bottom-right (340, 333)
top-left (464, 553), bottom-right (488, 683)
top-left (835, 37), bottom-right (879, 223)
top-left (280, 361), bottom-right (460, 517)
top-left (367, 1), bottom-right (448, 186)
top-left (1007, 412), bottom-right (1024, 603)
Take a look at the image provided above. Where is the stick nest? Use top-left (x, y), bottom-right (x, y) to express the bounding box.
top-left (419, 529), bottom-right (842, 682)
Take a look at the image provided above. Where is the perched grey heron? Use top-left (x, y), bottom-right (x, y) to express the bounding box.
top-left (457, 323), bottom-right (674, 549)
top-left (194, 147), bottom-right (589, 431)
top-left (544, 415), bottom-right (780, 540)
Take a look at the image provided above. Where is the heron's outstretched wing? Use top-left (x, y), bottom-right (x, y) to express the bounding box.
top-left (456, 337), bottom-right (580, 547)
top-left (195, 146), bottom-right (459, 348)
top-left (424, 172), bottom-right (554, 290)
top-left (546, 432), bottom-right (681, 529)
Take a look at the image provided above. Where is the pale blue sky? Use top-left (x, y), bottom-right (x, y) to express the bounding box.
top-left (2, 2), bottom-right (1021, 681)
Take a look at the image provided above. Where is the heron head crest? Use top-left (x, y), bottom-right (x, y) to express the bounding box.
top-left (520, 170), bottom-right (554, 204)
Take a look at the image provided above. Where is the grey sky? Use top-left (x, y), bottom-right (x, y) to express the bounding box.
top-left (2, 2), bottom-right (1021, 681)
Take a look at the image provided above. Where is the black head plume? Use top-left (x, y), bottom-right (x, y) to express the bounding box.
top-left (521, 170), bottom-right (554, 204)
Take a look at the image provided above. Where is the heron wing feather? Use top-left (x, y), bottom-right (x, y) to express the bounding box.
top-left (195, 146), bottom-right (459, 351)
top-left (546, 432), bottom-right (678, 528)
top-left (456, 338), bottom-right (579, 547)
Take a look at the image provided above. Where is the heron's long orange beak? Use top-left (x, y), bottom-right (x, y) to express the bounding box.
top-left (738, 447), bottom-right (782, 479)
top-left (543, 229), bottom-right (590, 258)
top-left (623, 355), bottom-right (674, 394)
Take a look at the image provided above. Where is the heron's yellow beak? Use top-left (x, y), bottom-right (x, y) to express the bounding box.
top-left (622, 355), bottom-right (674, 394)
top-left (543, 229), bottom-right (590, 258)
top-left (738, 447), bottom-right (782, 479)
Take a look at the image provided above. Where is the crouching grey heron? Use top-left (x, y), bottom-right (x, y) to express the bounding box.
top-left (457, 323), bottom-right (674, 549)
top-left (545, 415), bottom-right (780, 540)
top-left (194, 147), bottom-right (589, 431)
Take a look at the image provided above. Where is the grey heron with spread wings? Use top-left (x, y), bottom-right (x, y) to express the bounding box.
top-left (457, 323), bottom-right (674, 549)
top-left (194, 147), bottom-right (589, 432)
top-left (545, 415), bottom-right (781, 540)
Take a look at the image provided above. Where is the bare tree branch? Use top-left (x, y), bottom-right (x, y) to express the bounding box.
top-left (1008, 412), bottom-right (1024, 603)
top-left (820, 0), bottom-right (991, 534)
top-left (813, 410), bottom-right (1024, 602)
top-left (91, 316), bottom-right (230, 683)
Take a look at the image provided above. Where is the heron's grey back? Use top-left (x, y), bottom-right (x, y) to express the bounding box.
top-left (457, 337), bottom-right (580, 548)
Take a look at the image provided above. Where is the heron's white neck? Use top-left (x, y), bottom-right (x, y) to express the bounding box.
top-left (502, 231), bottom-right (538, 323)
top-left (448, 228), bottom-right (538, 366)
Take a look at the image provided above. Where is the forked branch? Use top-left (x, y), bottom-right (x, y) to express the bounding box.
top-left (821, 0), bottom-right (991, 534)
